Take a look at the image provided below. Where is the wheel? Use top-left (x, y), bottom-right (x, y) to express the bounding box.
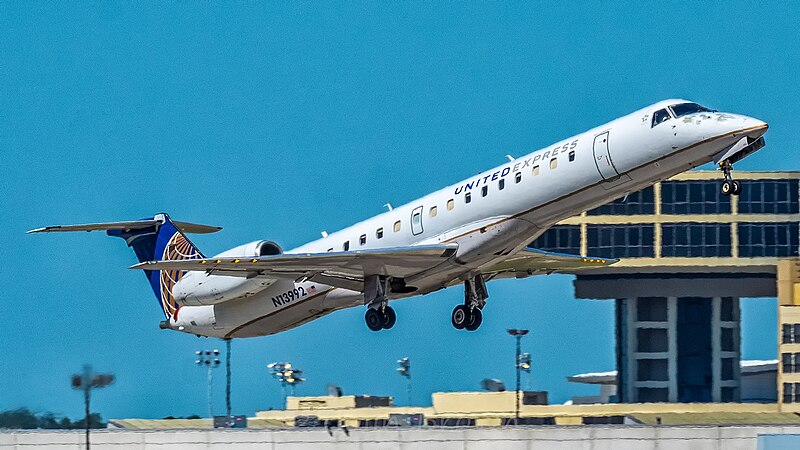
top-left (732, 180), bottom-right (742, 196)
top-left (465, 308), bottom-right (482, 331)
top-left (720, 180), bottom-right (733, 196)
top-left (382, 306), bottom-right (396, 329)
top-left (451, 305), bottom-right (469, 330)
top-left (365, 308), bottom-right (383, 331)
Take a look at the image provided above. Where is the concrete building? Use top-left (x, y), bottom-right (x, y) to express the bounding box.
top-left (530, 170), bottom-right (800, 405)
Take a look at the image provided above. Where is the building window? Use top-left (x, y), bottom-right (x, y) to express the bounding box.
top-left (532, 165), bottom-right (540, 176)
top-left (738, 179), bottom-right (799, 214)
top-left (721, 297), bottom-right (736, 321)
top-left (783, 353), bottom-right (794, 374)
top-left (343, 241), bottom-right (350, 251)
top-left (784, 324), bottom-right (800, 344)
top-left (720, 387), bottom-right (736, 403)
top-left (637, 297), bottom-right (668, 322)
top-left (529, 225), bottom-right (581, 255)
top-left (661, 223), bottom-right (732, 257)
top-left (637, 359), bottom-right (668, 381)
top-left (637, 328), bottom-right (668, 352)
top-left (784, 383), bottom-right (794, 403)
top-left (582, 416), bottom-right (625, 425)
top-left (429, 206), bottom-right (437, 218)
top-left (481, 185), bottom-right (488, 197)
top-left (515, 172), bottom-right (522, 184)
top-left (376, 228), bottom-right (384, 239)
top-left (637, 387), bottom-right (669, 402)
top-left (586, 224), bottom-right (655, 258)
top-left (721, 327), bottom-right (735, 352)
top-left (359, 234), bottom-right (366, 246)
top-left (465, 192), bottom-right (471, 204)
top-left (569, 151), bottom-right (575, 162)
top-left (587, 187), bottom-right (655, 215)
top-left (550, 158), bottom-right (558, 170)
top-left (499, 179), bottom-right (505, 190)
top-left (721, 358), bottom-right (735, 381)
top-left (447, 199), bottom-right (454, 211)
top-left (393, 221), bottom-right (401, 233)
top-left (738, 222), bottom-right (800, 257)
top-left (661, 180), bottom-right (731, 215)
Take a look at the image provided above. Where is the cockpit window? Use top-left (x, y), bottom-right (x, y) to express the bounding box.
top-left (652, 108), bottom-right (671, 127)
top-left (669, 102), bottom-right (711, 118)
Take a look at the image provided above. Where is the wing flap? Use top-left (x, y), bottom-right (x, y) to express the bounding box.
top-left (484, 247), bottom-right (618, 275)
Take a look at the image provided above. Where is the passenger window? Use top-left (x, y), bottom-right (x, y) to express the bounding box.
top-left (652, 109), bottom-right (671, 127)
top-left (499, 179), bottom-right (505, 190)
top-left (532, 166), bottom-right (540, 176)
top-left (515, 172), bottom-right (522, 184)
top-left (376, 228), bottom-right (384, 239)
top-left (343, 241), bottom-right (350, 251)
top-left (465, 192), bottom-right (472, 203)
top-left (359, 234), bottom-right (366, 246)
top-left (569, 151), bottom-right (575, 162)
top-left (430, 206), bottom-right (437, 217)
top-left (550, 158), bottom-right (558, 170)
top-left (481, 185), bottom-right (488, 197)
top-left (447, 199), bottom-right (455, 210)
top-left (393, 221), bottom-right (401, 232)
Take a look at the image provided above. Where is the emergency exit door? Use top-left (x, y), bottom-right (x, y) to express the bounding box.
top-left (593, 131), bottom-right (619, 180)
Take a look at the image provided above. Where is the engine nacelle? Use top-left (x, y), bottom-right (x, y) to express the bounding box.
top-left (173, 240), bottom-right (284, 306)
top-left (214, 240), bottom-right (283, 258)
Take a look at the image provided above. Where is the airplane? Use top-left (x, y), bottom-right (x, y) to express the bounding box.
top-left (30, 99), bottom-right (768, 339)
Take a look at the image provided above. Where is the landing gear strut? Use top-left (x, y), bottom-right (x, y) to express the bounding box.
top-left (452, 274), bottom-right (488, 331)
top-left (719, 161), bottom-right (742, 196)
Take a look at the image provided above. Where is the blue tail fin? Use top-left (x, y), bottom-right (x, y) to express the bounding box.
top-left (106, 213), bottom-right (208, 319)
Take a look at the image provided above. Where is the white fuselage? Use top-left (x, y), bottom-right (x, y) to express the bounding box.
top-left (171, 99), bottom-right (768, 338)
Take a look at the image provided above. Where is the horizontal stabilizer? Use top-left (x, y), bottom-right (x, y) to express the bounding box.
top-left (28, 219), bottom-right (221, 234)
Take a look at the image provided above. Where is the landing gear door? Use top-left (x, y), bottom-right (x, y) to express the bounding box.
top-left (593, 131), bottom-right (619, 180)
top-left (411, 206), bottom-right (423, 236)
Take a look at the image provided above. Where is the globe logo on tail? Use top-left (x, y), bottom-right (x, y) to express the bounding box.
top-left (159, 232), bottom-right (202, 318)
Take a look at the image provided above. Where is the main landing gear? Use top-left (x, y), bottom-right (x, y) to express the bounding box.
top-left (365, 305), bottom-right (396, 331)
top-left (719, 161), bottom-right (742, 196)
top-left (363, 275), bottom-right (399, 332)
top-left (452, 274), bottom-right (488, 332)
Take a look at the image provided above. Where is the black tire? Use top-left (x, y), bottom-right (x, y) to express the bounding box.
top-left (732, 180), bottom-right (742, 196)
top-left (465, 308), bottom-right (482, 331)
top-left (721, 180), bottom-right (733, 196)
top-left (451, 305), bottom-right (469, 330)
top-left (365, 308), bottom-right (383, 331)
top-left (382, 306), bottom-right (397, 330)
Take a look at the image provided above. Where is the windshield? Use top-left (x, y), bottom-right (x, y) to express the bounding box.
top-left (669, 102), bottom-right (711, 118)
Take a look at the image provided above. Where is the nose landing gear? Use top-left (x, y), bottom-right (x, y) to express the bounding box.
top-left (719, 161), bottom-right (742, 196)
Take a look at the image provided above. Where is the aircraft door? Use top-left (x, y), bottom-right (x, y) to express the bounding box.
top-left (411, 206), bottom-right (423, 236)
top-left (592, 131), bottom-right (619, 180)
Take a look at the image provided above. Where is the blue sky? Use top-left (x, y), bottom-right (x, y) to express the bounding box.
top-left (1, 3), bottom-right (798, 419)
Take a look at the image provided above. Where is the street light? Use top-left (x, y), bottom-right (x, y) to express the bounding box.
top-left (195, 349), bottom-right (221, 419)
top-left (268, 362), bottom-right (305, 406)
top-left (507, 329), bottom-right (529, 424)
top-left (396, 357), bottom-right (411, 406)
top-left (71, 365), bottom-right (114, 450)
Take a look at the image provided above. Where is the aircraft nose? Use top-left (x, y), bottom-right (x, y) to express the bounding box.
top-left (738, 114), bottom-right (768, 138)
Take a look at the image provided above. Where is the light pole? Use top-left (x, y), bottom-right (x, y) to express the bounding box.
top-left (507, 329), bottom-right (529, 424)
top-left (70, 365), bottom-right (114, 450)
top-left (396, 357), bottom-right (411, 406)
top-left (195, 349), bottom-right (221, 419)
top-left (268, 362), bottom-right (305, 407)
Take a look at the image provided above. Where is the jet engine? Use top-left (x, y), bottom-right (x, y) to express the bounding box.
top-left (172, 240), bottom-right (286, 306)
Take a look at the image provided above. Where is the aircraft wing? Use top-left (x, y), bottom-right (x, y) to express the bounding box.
top-left (130, 244), bottom-right (458, 292)
top-left (483, 247), bottom-right (618, 278)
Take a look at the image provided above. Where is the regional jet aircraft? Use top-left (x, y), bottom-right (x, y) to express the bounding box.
top-left (31, 100), bottom-right (768, 339)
